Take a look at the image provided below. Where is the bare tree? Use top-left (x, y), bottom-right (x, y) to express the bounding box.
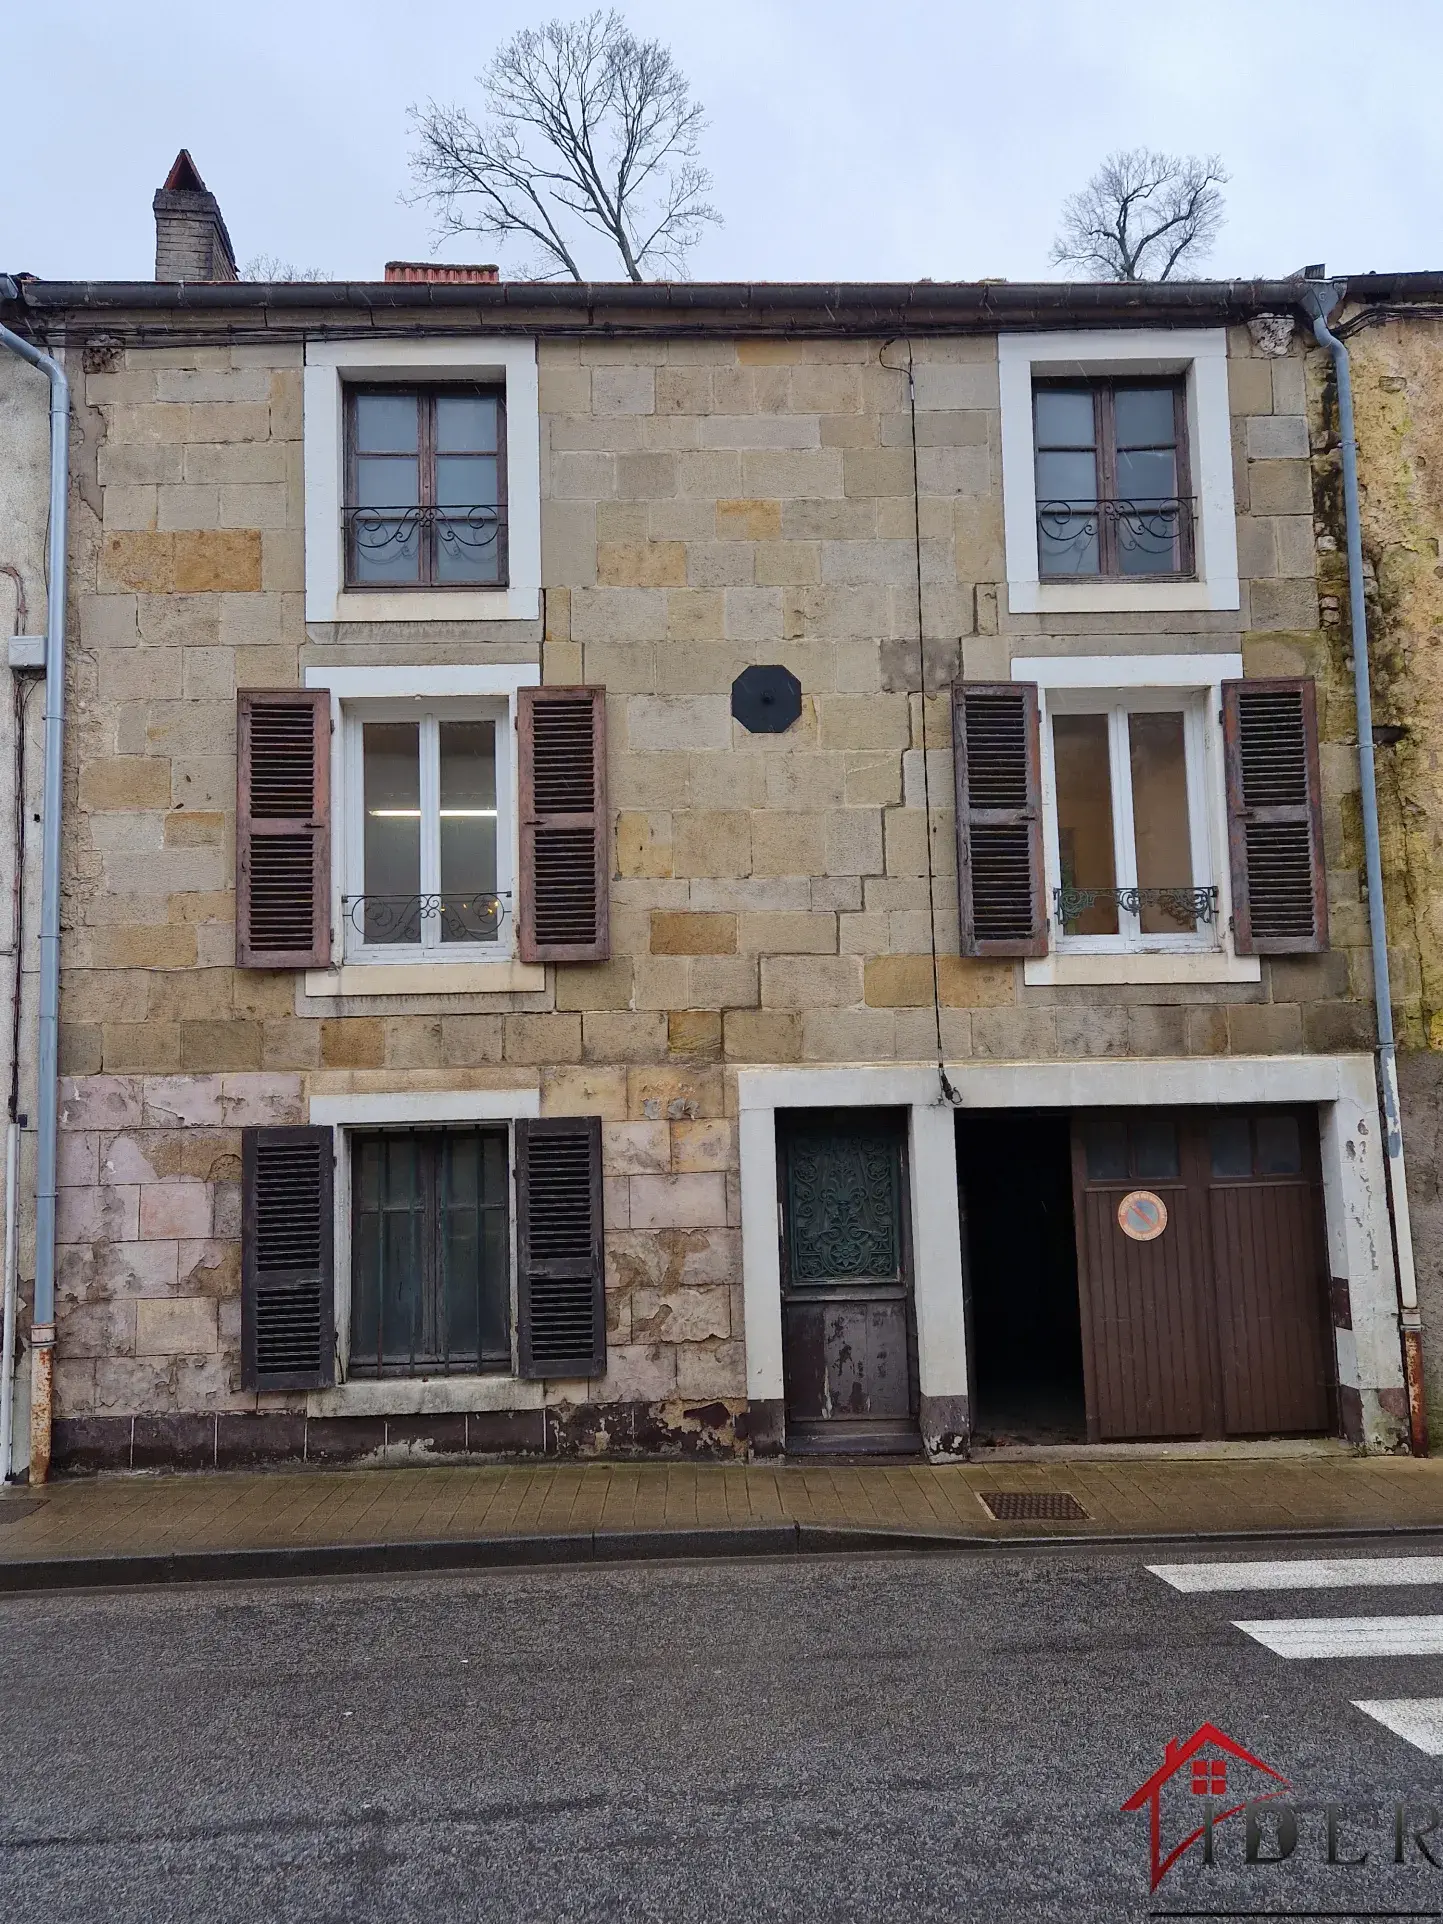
top-left (408, 10), bottom-right (721, 281)
top-left (1050, 149), bottom-right (1228, 281)
top-left (240, 255), bottom-right (326, 282)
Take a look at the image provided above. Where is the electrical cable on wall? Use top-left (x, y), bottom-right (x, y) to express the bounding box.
top-left (881, 340), bottom-right (963, 1109)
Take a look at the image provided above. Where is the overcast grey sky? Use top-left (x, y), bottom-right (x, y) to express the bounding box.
top-left (5, 0), bottom-right (1441, 284)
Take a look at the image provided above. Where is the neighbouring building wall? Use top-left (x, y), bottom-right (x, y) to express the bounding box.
top-left (0, 352), bottom-right (51, 1474)
top-left (1326, 312), bottom-right (1443, 1439)
top-left (44, 311), bottom-right (1390, 1463)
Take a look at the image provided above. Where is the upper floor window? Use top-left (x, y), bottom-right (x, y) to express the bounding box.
top-left (1034, 380), bottom-right (1192, 581)
top-left (344, 386), bottom-right (507, 590)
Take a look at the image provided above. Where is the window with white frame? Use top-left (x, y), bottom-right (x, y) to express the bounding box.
top-left (342, 698), bottom-right (513, 960)
top-left (998, 330), bottom-right (1238, 616)
top-left (1044, 687), bottom-right (1216, 951)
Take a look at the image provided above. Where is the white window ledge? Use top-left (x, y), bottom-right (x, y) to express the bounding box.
top-left (303, 338), bottom-right (540, 624)
top-left (305, 960), bottom-right (546, 999)
top-left (999, 328), bottom-right (1239, 615)
top-left (1023, 951), bottom-right (1260, 986)
top-left (307, 1375), bottom-right (547, 1419)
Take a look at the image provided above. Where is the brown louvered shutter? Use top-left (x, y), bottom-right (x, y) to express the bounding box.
top-left (952, 681), bottom-right (1047, 957)
top-left (515, 1116), bottom-right (605, 1379)
top-left (241, 1125), bottom-right (335, 1391)
top-left (518, 686), bottom-right (609, 962)
top-left (236, 689), bottom-right (330, 968)
top-left (1223, 678), bottom-right (1328, 954)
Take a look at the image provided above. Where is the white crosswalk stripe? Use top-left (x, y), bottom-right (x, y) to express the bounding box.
top-left (1149, 1555), bottom-right (1443, 1592)
top-left (1148, 1556), bottom-right (1443, 1752)
top-left (1352, 1699), bottom-right (1443, 1753)
top-left (1234, 1615), bottom-right (1443, 1659)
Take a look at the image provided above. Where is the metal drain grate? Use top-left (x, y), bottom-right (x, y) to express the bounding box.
top-left (978, 1490), bottom-right (1090, 1522)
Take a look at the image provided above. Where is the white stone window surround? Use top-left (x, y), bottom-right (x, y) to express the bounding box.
top-left (303, 663), bottom-right (545, 1000)
top-left (736, 1055), bottom-right (1404, 1457)
top-left (303, 337), bottom-right (540, 624)
top-left (306, 1086), bottom-right (544, 1416)
top-left (999, 328), bottom-right (1239, 616)
top-left (1014, 652), bottom-right (1260, 988)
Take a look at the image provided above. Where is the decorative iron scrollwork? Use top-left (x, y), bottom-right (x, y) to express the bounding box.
top-left (342, 503), bottom-right (504, 562)
top-left (343, 892), bottom-right (511, 944)
top-left (1037, 496), bottom-right (1192, 566)
top-left (1054, 884), bottom-right (1218, 930)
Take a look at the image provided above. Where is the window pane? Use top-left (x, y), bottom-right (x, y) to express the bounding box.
top-left (434, 454), bottom-right (499, 508)
top-left (1053, 713), bottom-right (1118, 933)
top-left (440, 1133), bottom-right (481, 1364)
top-left (1210, 1115), bottom-right (1253, 1179)
top-left (434, 455), bottom-right (502, 585)
top-left (1129, 712), bottom-right (1195, 934)
top-left (1132, 1116), bottom-right (1179, 1182)
top-left (1116, 447), bottom-right (1177, 505)
top-left (1035, 388), bottom-right (1096, 448)
top-left (1084, 1114), bottom-right (1129, 1182)
top-left (1113, 387), bottom-right (1177, 450)
top-left (355, 455), bottom-right (419, 510)
top-left (436, 394), bottom-right (499, 453)
top-left (362, 722), bottom-right (421, 942)
top-left (374, 1135), bottom-right (426, 1372)
top-left (1036, 448), bottom-right (1099, 576)
top-left (438, 720), bottom-right (499, 941)
top-left (1255, 1114), bottom-right (1303, 1176)
top-left (353, 392), bottom-right (418, 454)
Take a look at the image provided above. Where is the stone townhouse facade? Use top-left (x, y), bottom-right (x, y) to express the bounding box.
top-left (1, 180), bottom-right (1435, 1476)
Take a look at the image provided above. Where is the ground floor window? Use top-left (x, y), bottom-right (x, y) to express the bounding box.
top-left (349, 1128), bottom-right (510, 1377)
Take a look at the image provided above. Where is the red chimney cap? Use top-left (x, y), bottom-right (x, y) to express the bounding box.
top-left (162, 150), bottom-right (209, 194)
top-left (384, 261), bottom-right (499, 284)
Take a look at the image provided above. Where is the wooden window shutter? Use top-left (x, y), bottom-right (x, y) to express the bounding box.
top-left (952, 681), bottom-right (1047, 957)
top-left (236, 689), bottom-right (330, 968)
top-left (1223, 678), bottom-right (1328, 954)
top-left (241, 1125), bottom-right (335, 1391)
top-left (515, 1116), bottom-right (605, 1379)
top-left (517, 686), bottom-right (609, 962)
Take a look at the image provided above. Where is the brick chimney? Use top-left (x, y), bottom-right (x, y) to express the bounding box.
top-left (153, 151), bottom-right (237, 282)
top-left (384, 261), bottom-right (499, 284)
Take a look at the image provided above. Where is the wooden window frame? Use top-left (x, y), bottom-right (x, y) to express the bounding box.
top-left (343, 383), bottom-right (509, 592)
top-left (1033, 377), bottom-right (1195, 582)
top-left (347, 1125), bottom-right (512, 1380)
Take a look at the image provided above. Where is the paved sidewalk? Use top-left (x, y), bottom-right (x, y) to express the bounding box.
top-left (7, 1445), bottom-right (1443, 1586)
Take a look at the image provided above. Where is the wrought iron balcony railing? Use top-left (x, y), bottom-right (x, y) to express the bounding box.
top-left (1037, 495), bottom-right (1193, 570)
top-left (1054, 884), bottom-right (1218, 931)
top-left (343, 892), bottom-right (511, 945)
top-left (342, 503), bottom-right (506, 570)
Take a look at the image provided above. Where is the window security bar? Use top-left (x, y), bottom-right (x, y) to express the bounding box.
top-left (343, 891), bottom-right (512, 944)
top-left (1054, 884), bottom-right (1218, 929)
top-left (1037, 496), bottom-right (1194, 564)
top-left (341, 503), bottom-right (505, 564)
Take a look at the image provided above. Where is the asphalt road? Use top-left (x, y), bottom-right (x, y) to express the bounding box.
top-left (7, 1543), bottom-right (1443, 1922)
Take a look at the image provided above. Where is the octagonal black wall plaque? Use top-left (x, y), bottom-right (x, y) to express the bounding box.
top-left (731, 664), bottom-right (802, 734)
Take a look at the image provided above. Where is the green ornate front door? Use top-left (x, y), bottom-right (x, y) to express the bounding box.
top-left (778, 1109), bottom-right (920, 1454)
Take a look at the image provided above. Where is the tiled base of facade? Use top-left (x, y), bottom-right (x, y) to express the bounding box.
top-left (50, 1398), bottom-right (749, 1475)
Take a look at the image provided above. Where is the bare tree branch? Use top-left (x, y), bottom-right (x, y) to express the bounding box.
top-left (240, 254), bottom-right (327, 282)
top-left (1049, 149), bottom-right (1229, 281)
top-left (407, 9), bottom-right (721, 282)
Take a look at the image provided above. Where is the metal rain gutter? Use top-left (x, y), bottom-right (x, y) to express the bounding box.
top-left (0, 282), bottom-right (69, 1485)
top-left (1298, 277), bottom-right (1426, 1455)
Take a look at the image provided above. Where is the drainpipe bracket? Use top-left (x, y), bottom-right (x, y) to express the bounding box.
top-left (1297, 277), bottom-right (1348, 324)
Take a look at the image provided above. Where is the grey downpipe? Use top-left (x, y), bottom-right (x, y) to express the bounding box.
top-left (1300, 279), bottom-right (1425, 1454)
top-left (0, 289), bottom-right (69, 1484)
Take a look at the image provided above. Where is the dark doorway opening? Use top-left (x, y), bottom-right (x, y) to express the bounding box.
top-left (957, 1110), bottom-right (1086, 1447)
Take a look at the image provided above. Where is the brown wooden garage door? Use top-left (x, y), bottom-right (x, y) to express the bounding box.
top-left (1072, 1108), bottom-right (1335, 1442)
